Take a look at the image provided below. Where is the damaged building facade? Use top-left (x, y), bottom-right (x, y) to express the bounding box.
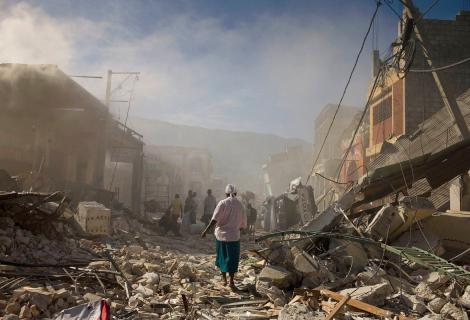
top-left (0, 63), bottom-right (144, 214)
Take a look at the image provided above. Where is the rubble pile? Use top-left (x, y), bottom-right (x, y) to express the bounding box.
top-left (251, 233), bottom-right (470, 319)
top-left (1, 190), bottom-right (470, 319)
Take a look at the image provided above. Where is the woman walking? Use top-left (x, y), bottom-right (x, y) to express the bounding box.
top-left (201, 184), bottom-right (246, 289)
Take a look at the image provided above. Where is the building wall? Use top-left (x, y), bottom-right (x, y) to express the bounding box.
top-left (368, 11), bottom-right (470, 156)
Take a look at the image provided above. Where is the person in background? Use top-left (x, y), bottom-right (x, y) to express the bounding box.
top-left (158, 194), bottom-right (182, 237)
top-left (190, 192), bottom-right (198, 224)
top-left (201, 184), bottom-right (246, 290)
top-left (182, 190), bottom-right (193, 232)
top-left (202, 189), bottom-right (217, 226)
top-left (246, 203), bottom-right (257, 237)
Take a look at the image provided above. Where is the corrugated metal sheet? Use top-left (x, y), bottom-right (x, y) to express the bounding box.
top-left (362, 87), bottom-right (470, 208)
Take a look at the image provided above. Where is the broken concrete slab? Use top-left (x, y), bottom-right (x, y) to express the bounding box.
top-left (291, 247), bottom-right (321, 274)
top-left (440, 302), bottom-right (465, 320)
top-left (258, 265), bottom-right (299, 290)
top-left (278, 303), bottom-right (324, 320)
top-left (458, 285), bottom-right (470, 308)
top-left (414, 283), bottom-right (438, 302)
top-left (428, 297), bottom-right (447, 313)
top-left (329, 239), bottom-right (368, 274)
top-left (339, 282), bottom-right (393, 306)
top-left (401, 293), bottom-right (427, 315)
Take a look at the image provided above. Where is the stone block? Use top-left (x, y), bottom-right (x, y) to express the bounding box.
top-left (339, 282), bottom-right (393, 306)
top-left (258, 265), bottom-right (299, 290)
top-left (428, 297), bottom-right (447, 313)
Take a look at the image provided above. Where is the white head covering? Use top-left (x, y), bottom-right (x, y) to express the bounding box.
top-left (225, 184), bottom-right (237, 195)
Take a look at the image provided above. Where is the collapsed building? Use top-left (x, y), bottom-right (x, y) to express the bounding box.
top-left (0, 63), bottom-right (144, 214)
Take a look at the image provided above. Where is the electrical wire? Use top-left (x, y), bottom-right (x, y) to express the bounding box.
top-left (305, 1), bottom-right (382, 185)
top-left (108, 75), bottom-right (139, 190)
top-left (383, 0), bottom-right (404, 20)
top-left (315, 172), bottom-right (350, 185)
top-left (417, 0), bottom-right (442, 22)
top-left (409, 56), bottom-right (470, 73)
top-left (335, 65), bottom-right (383, 181)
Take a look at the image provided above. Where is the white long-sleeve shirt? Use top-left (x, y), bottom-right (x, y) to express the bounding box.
top-left (211, 196), bottom-right (247, 242)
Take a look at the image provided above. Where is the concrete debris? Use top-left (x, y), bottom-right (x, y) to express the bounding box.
top-left (258, 265), bottom-right (299, 290)
top-left (278, 303), bottom-right (324, 320)
top-left (440, 302), bottom-right (466, 320)
top-left (401, 293), bottom-right (427, 315)
top-left (339, 282), bottom-right (393, 306)
top-left (428, 297), bottom-right (447, 313)
top-left (0, 189), bottom-right (468, 320)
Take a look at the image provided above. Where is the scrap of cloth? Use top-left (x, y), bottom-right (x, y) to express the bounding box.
top-left (215, 239), bottom-right (240, 273)
top-left (211, 196), bottom-right (246, 242)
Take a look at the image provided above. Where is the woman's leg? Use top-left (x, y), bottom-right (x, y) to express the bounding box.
top-left (229, 272), bottom-right (235, 287)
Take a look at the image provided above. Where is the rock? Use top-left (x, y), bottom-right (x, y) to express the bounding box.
top-left (386, 275), bottom-right (415, 294)
top-left (267, 244), bottom-right (295, 270)
top-left (278, 303), bottom-right (323, 320)
top-left (5, 301), bottom-right (21, 314)
top-left (424, 272), bottom-right (450, 289)
top-left (30, 305), bottom-right (40, 318)
top-left (18, 305), bottom-right (32, 319)
top-left (13, 286), bottom-right (54, 312)
top-left (127, 245), bottom-right (144, 255)
top-left (83, 292), bottom-right (102, 302)
top-left (130, 260), bottom-right (146, 276)
top-left (111, 301), bottom-right (125, 311)
top-left (135, 284), bottom-right (154, 297)
top-left (417, 315), bottom-right (443, 320)
top-left (265, 285), bottom-right (286, 307)
top-left (291, 247), bottom-right (321, 274)
top-left (329, 239), bottom-right (368, 274)
top-left (142, 272), bottom-right (160, 286)
top-left (458, 285), bottom-right (470, 308)
top-left (258, 265), bottom-right (299, 290)
top-left (88, 261), bottom-right (110, 270)
top-left (444, 282), bottom-right (463, 299)
top-left (414, 282), bottom-right (437, 302)
top-left (144, 262), bottom-right (160, 272)
top-left (54, 288), bottom-right (71, 300)
top-left (440, 302), bottom-right (465, 320)
top-left (401, 293), bottom-right (426, 315)
top-left (177, 263), bottom-right (196, 281)
top-left (339, 282), bottom-right (393, 306)
top-left (428, 297), bottom-right (446, 313)
top-left (3, 315), bottom-right (20, 320)
top-left (355, 266), bottom-right (387, 286)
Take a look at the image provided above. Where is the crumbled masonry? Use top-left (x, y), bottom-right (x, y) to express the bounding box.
top-left (1, 191), bottom-right (469, 319)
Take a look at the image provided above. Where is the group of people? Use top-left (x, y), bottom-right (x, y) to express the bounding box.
top-left (158, 188), bottom-right (218, 236)
top-left (158, 184), bottom-right (255, 290)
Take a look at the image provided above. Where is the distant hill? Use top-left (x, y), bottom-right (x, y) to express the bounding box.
top-left (129, 117), bottom-right (312, 194)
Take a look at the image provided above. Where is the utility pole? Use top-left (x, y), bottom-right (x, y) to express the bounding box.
top-left (104, 70), bottom-right (140, 108)
top-left (403, 0), bottom-right (470, 139)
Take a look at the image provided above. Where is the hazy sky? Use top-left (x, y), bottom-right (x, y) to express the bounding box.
top-left (0, 0), bottom-right (465, 141)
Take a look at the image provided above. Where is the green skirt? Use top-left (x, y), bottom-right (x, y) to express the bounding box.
top-left (215, 239), bottom-right (240, 273)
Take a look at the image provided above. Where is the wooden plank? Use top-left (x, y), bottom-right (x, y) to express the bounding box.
top-left (324, 293), bottom-right (350, 320)
top-left (320, 289), bottom-right (393, 318)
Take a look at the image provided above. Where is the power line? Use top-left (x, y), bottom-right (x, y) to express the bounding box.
top-left (383, 0), bottom-right (404, 20)
top-left (305, 1), bottom-right (382, 185)
top-left (418, 0), bottom-right (442, 21)
top-left (409, 56), bottom-right (470, 72)
top-left (108, 75), bottom-right (139, 190)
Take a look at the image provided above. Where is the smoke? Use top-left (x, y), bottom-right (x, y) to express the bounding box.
top-left (0, 1), bottom-right (397, 140)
